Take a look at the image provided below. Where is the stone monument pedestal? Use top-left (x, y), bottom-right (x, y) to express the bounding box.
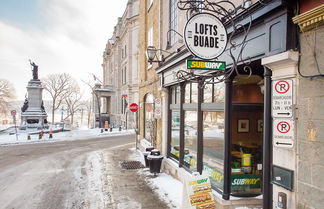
top-left (20, 79), bottom-right (49, 130)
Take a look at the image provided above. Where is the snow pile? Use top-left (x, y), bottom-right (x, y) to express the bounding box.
top-left (0, 128), bottom-right (135, 146)
top-left (129, 148), bottom-right (183, 209)
top-left (146, 173), bottom-right (183, 209)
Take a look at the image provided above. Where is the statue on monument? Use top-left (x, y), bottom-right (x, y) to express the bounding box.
top-left (29, 60), bottom-right (39, 80)
top-left (41, 101), bottom-right (46, 112)
top-left (21, 98), bottom-right (29, 112)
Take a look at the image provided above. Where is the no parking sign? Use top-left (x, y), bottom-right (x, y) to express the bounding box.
top-left (272, 79), bottom-right (293, 118)
top-left (273, 119), bottom-right (294, 148)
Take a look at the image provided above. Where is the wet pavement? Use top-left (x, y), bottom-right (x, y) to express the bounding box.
top-left (0, 134), bottom-right (170, 209)
top-left (105, 145), bottom-right (170, 209)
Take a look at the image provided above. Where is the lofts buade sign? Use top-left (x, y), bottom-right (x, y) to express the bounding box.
top-left (184, 13), bottom-right (227, 60)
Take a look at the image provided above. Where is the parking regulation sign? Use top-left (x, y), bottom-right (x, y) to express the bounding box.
top-left (272, 79), bottom-right (293, 118)
top-left (273, 119), bottom-right (294, 148)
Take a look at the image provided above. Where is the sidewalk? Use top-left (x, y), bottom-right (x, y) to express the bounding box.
top-left (103, 143), bottom-right (182, 209)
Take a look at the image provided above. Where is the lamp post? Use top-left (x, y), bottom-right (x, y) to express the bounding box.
top-left (61, 106), bottom-right (65, 131)
top-left (146, 46), bottom-right (158, 64)
top-left (146, 46), bottom-right (171, 65)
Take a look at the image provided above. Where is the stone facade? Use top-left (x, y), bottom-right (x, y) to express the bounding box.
top-left (138, 0), bottom-right (163, 149)
top-left (293, 3), bottom-right (324, 208)
top-left (101, 0), bottom-right (139, 129)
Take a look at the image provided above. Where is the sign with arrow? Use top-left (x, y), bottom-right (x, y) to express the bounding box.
top-left (272, 79), bottom-right (293, 118)
top-left (273, 119), bottom-right (294, 148)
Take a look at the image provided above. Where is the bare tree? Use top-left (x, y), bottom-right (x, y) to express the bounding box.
top-left (42, 73), bottom-right (75, 124)
top-left (82, 99), bottom-right (93, 128)
top-left (64, 85), bottom-right (83, 126)
top-left (0, 79), bottom-right (15, 114)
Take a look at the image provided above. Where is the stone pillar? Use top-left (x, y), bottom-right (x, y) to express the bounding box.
top-left (262, 50), bottom-right (299, 209)
top-left (160, 87), bottom-right (168, 156)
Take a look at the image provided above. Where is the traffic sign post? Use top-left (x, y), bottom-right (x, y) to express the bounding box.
top-left (11, 110), bottom-right (18, 141)
top-left (129, 103), bottom-right (138, 112)
top-left (129, 103), bottom-right (139, 150)
top-left (272, 79), bottom-right (293, 118)
top-left (273, 119), bottom-right (294, 148)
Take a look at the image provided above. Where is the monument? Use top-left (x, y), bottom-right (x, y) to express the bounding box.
top-left (20, 60), bottom-right (49, 130)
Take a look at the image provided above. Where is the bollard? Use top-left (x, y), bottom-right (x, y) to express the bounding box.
top-left (101, 129), bottom-right (104, 133)
top-left (119, 126), bottom-right (122, 131)
top-left (39, 132), bottom-right (42, 139)
top-left (27, 135), bottom-right (31, 140)
top-left (110, 127), bottom-right (113, 132)
top-left (49, 128), bottom-right (53, 139)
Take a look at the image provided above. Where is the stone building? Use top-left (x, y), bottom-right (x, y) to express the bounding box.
top-left (100, 0), bottom-right (324, 208)
top-left (140, 0), bottom-right (324, 208)
top-left (292, 1), bottom-right (324, 208)
top-left (137, 0), bottom-right (163, 148)
top-left (100, 0), bottom-right (139, 129)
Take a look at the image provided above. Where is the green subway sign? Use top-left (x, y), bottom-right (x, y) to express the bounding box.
top-left (187, 60), bottom-right (226, 70)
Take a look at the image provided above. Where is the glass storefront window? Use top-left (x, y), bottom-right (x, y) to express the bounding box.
top-left (167, 74), bottom-right (264, 197)
top-left (230, 106), bottom-right (263, 196)
top-left (191, 83), bottom-right (198, 103)
top-left (184, 111), bottom-right (198, 172)
top-left (185, 83), bottom-right (191, 103)
top-left (229, 75), bottom-right (263, 197)
top-left (202, 112), bottom-right (225, 191)
top-left (171, 87), bottom-right (176, 104)
top-left (204, 83), bottom-right (213, 103)
top-left (175, 85), bottom-right (180, 104)
top-left (214, 82), bottom-right (225, 102)
top-left (185, 82), bottom-right (198, 103)
top-left (170, 110), bottom-right (180, 161)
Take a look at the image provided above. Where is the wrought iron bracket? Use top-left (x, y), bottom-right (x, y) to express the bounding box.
top-left (176, 0), bottom-right (255, 84)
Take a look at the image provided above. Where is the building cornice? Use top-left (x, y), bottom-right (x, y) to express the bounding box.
top-left (293, 4), bottom-right (324, 32)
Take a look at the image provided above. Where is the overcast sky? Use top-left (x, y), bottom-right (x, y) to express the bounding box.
top-left (0, 0), bottom-right (128, 100)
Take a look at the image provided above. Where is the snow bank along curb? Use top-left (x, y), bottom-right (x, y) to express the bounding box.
top-left (0, 129), bottom-right (135, 146)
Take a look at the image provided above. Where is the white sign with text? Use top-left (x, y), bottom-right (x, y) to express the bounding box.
top-left (273, 119), bottom-right (294, 148)
top-left (184, 13), bottom-right (227, 60)
top-left (272, 79), bottom-right (293, 118)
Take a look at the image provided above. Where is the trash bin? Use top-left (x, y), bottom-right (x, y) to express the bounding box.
top-left (147, 149), bottom-right (163, 175)
top-left (143, 146), bottom-right (154, 167)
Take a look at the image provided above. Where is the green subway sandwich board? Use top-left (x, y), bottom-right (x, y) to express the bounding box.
top-left (187, 60), bottom-right (226, 70)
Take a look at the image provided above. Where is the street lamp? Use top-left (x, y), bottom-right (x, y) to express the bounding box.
top-left (60, 106), bottom-right (65, 131)
top-left (146, 46), bottom-right (171, 65)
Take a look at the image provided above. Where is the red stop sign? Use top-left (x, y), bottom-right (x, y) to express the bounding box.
top-left (129, 103), bottom-right (138, 112)
top-left (11, 110), bottom-right (16, 116)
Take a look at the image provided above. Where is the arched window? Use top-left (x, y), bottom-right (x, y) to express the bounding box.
top-left (144, 93), bottom-right (155, 142)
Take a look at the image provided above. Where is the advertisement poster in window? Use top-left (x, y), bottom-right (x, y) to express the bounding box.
top-left (182, 173), bottom-right (217, 209)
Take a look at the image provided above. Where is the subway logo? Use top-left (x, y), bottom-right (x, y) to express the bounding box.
top-left (187, 60), bottom-right (226, 70)
top-left (232, 178), bottom-right (260, 185)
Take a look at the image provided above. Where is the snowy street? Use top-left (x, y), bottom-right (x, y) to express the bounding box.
top-left (0, 134), bottom-right (135, 209)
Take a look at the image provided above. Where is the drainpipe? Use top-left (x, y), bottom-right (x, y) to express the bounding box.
top-left (179, 83), bottom-right (185, 167)
top-left (223, 76), bottom-right (233, 200)
top-left (197, 79), bottom-right (204, 174)
top-left (263, 66), bottom-right (272, 209)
